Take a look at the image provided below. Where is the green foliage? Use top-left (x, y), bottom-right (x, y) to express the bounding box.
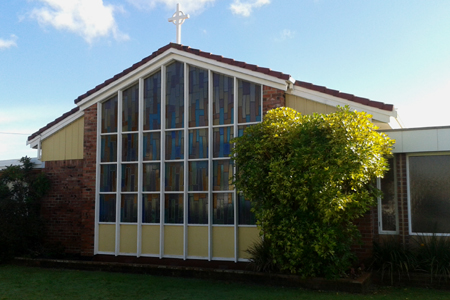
top-left (232, 106), bottom-right (394, 278)
top-left (0, 157), bottom-right (50, 262)
top-left (371, 238), bottom-right (417, 285)
top-left (245, 238), bottom-right (280, 273)
top-left (414, 234), bottom-right (450, 282)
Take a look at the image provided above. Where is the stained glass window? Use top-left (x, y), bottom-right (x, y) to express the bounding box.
top-left (143, 163), bottom-right (160, 191)
top-left (238, 79), bottom-right (261, 123)
top-left (122, 133), bottom-right (138, 161)
top-left (102, 96), bottom-right (118, 133)
top-left (166, 61), bottom-right (184, 129)
top-left (213, 73), bottom-right (234, 125)
top-left (165, 194), bottom-right (183, 224)
top-left (142, 194), bottom-right (160, 223)
top-left (189, 66), bottom-right (208, 127)
top-left (121, 164), bottom-right (138, 192)
top-left (122, 83), bottom-right (139, 132)
top-left (121, 194), bottom-right (137, 223)
top-left (213, 160), bottom-right (233, 191)
top-left (165, 162), bottom-right (184, 191)
top-left (165, 130), bottom-right (184, 160)
top-left (144, 71), bottom-right (161, 130)
top-left (213, 127), bottom-right (233, 158)
top-left (188, 193), bottom-right (208, 224)
top-left (100, 164), bottom-right (117, 192)
top-left (189, 129), bottom-right (208, 159)
top-left (101, 135), bottom-right (117, 162)
top-left (213, 193), bottom-right (234, 225)
top-left (238, 194), bottom-right (256, 225)
top-left (188, 161), bottom-right (208, 191)
top-left (143, 132), bottom-right (161, 161)
top-left (99, 194), bottom-right (116, 222)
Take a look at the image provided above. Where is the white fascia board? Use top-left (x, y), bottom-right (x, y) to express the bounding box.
top-left (290, 85), bottom-right (396, 123)
top-left (383, 126), bottom-right (450, 153)
top-left (27, 110), bottom-right (84, 148)
top-left (78, 48), bottom-right (289, 110)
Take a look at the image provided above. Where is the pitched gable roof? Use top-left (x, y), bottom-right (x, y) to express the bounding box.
top-left (28, 43), bottom-right (395, 142)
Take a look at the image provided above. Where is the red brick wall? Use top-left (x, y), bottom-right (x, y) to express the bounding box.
top-left (263, 85), bottom-right (285, 114)
top-left (41, 159), bottom-right (84, 254)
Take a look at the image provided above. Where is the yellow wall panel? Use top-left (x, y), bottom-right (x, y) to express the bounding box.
top-left (238, 227), bottom-right (261, 259)
top-left (164, 226), bottom-right (184, 256)
top-left (141, 225), bottom-right (160, 255)
top-left (98, 224), bottom-right (115, 253)
top-left (120, 225), bottom-right (137, 254)
top-left (285, 95), bottom-right (337, 115)
top-left (41, 117), bottom-right (84, 162)
top-left (187, 226), bottom-right (208, 258)
top-left (212, 226), bottom-right (234, 259)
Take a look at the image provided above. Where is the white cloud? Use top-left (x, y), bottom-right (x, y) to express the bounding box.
top-left (30, 0), bottom-right (129, 43)
top-left (127, 0), bottom-right (214, 14)
top-left (230, 0), bottom-right (270, 17)
top-left (0, 35), bottom-right (18, 50)
top-left (276, 29), bottom-right (295, 41)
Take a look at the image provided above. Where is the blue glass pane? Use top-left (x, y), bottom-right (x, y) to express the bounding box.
top-left (142, 194), bottom-right (160, 223)
top-left (189, 129), bottom-right (208, 159)
top-left (121, 194), bottom-right (137, 223)
top-left (144, 71), bottom-right (161, 130)
top-left (122, 83), bottom-right (139, 132)
top-left (143, 132), bottom-right (161, 161)
top-left (166, 61), bottom-right (184, 129)
top-left (99, 194), bottom-right (116, 222)
top-left (122, 133), bottom-right (138, 161)
top-left (238, 194), bottom-right (256, 225)
top-left (100, 164), bottom-right (117, 192)
top-left (213, 193), bottom-right (234, 225)
top-left (188, 193), bottom-right (208, 224)
top-left (165, 194), bottom-right (183, 224)
top-left (101, 135), bottom-right (117, 162)
top-left (121, 164), bottom-right (138, 192)
top-left (213, 73), bottom-right (234, 125)
top-left (188, 161), bottom-right (208, 191)
top-left (213, 127), bottom-right (233, 158)
top-left (189, 66), bottom-right (208, 127)
top-left (165, 162), bottom-right (184, 191)
top-left (165, 130), bottom-right (184, 160)
top-left (238, 79), bottom-right (261, 123)
top-left (101, 96), bottom-right (118, 133)
top-left (143, 163), bottom-right (160, 191)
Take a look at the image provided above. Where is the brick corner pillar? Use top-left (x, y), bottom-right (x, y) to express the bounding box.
top-left (80, 104), bottom-right (98, 256)
top-left (352, 206), bottom-right (377, 264)
top-left (263, 85), bottom-right (285, 115)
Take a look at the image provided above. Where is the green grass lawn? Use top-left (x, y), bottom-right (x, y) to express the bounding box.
top-left (1, 265), bottom-right (449, 300)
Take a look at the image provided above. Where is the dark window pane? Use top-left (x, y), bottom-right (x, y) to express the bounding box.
top-left (100, 164), bottom-right (117, 192)
top-left (165, 130), bottom-right (184, 160)
top-left (213, 193), bottom-right (234, 225)
top-left (121, 194), bottom-right (137, 223)
top-left (189, 66), bottom-right (208, 127)
top-left (238, 79), bottom-right (261, 123)
top-left (143, 132), bottom-right (161, 161)
top-left (213, 126), bottom-right (233, 158)
top-left (380, 158), bottom-right (396, 232)
top-left (213, 160), bottom-right (234, 191)
top-left (143, 163), bottom-right (160, 192)
top-left (188, 193), bottom-right (208, 224)
top-left (213, 73), bottom-right (234, 125)
top-left (165, 162), bottom-right (184, 191)
top-left (101, 135), bottom-right (117, 162)
top-left (99, 194), bottom-right (116, 222)
top-left (166, 61), bottom-right (184, 129)
top-left (165, 194), bottom-right (183, 224)
top-left (121, 164), bottom-right (138, 192)
top-left (238, 194), bottom-right (256, 225)
top-left (189, 129), bottom-right (208, 159)
top-left (188, 161), bottom-right (208, 191)
top-left (142, 194), bottom-right (160, 223)
top-left (122, 133), bottom-right (139, 161)
top-left (144, 71), bottom-right (161, 130)
top-left (102, 96), bottom-right (118, 133)
top-left (122, 83), bottom-right (139, 132)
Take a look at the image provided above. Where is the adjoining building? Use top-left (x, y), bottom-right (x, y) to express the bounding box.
top-left (25, 43), bottom-right (423, 265)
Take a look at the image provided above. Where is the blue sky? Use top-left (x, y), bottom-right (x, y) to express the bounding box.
top-left (1, 0), bottom-right (450, 160)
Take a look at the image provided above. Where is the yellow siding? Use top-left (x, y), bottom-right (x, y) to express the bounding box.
top-left (212, 227), bottom-right (234, 258)
top-left (286, 94), bottom-right (337, 115)
top-left (238, 227), bottom-right (260, 259)
top-left (187, 226), bottom-right (208, 258)
top-left (98, 224), bottom-right (115, 253)
top-left (164, 226), bottom-right (184, 256)
top-left (120, 225), bottom-right (137, 254)
top-left (41, 117), bottom-right (84, 161)
top-left (141, 225), bottom-right (160, 255)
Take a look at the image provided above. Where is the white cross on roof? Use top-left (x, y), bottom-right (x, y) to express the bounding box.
top-left (168, 3), bottom-right (190, 44)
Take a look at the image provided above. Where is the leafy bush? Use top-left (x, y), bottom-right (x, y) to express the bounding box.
top-left (246, 238), bottom-right (280, 273)
top-left (0, 157), bottom-right (50, 262)
top-left (414, 234), bottom-right (450, 282)
top-left (232, 106), bottom-right (394, 278)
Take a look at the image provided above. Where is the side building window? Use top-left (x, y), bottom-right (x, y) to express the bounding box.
top-left (408, 154), bottom-right (450, 235)
top-left (378, 157), bottom-right (398, 234)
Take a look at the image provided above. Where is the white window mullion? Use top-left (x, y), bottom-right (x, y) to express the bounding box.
top-left (160, 65), bottom-right (166, 259)
top-left (183, 62), bottom-right (189, 260)
top-left (115, 90), bottom-right (123, 256)
top-left (233, 76), bottom-right (238, 263)
top-left (94, 102), bottom-right (102, 255)
top-left (137, 78), bottom-right (144, 257)
top-left (208, 70), bottom-right (213, 261)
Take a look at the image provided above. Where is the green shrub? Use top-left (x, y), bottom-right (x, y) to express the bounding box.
top-left (0, 157), bottom-right (50, 262)
top-left (232, 106), bottom-right (394, 278)
top-left (245, 238), bottom-right (280, 273)
top-left (414, 234), bottom-right (450, 282)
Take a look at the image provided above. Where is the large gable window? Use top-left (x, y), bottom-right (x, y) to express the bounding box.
top-left (408, 154), bottom-right (450, 234)
top-left (97, 60), bottom-right (261, 259)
